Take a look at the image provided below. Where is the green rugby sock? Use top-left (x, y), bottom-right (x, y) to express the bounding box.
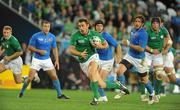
top-left (139, 82), bottom-right (145, 95)
top-left (90, 81), bottom-right (100, 99)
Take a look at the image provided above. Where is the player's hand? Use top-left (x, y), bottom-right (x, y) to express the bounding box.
top-left (162, 48), bottom-right (168, 55)
top-left (38, 50), bottom-right (47, 55)
top-left (0, 46), bottom-right (4, 56)
top-left (122, 39), bottom-right (130, 46)
top-left (54, 60), bottom-right (60, 70)
top-left (91, 42), bottom-right (101, 48)
top-left (3, 56), bottom-right (10, 62)
top-left (152, 49), bottom-right (160, 55)
top-left (80, 49), bottom-right (87, 59)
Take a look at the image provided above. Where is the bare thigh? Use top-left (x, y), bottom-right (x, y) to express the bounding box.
top-left (46, 69), bottom-right (58, 80)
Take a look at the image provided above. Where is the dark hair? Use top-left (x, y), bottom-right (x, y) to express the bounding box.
top-left (133, 15), bottom-right (145, 23)
top-left (42, 20), bottom-right (50, 25)
top-left (78, 18), bottom-right (89, 24)
top-left (3, 25), bottom-right (12, 31)
top-left (151, 17), bottom-right (161, 24)
top-left (94, 20), bottom-right (104, 26)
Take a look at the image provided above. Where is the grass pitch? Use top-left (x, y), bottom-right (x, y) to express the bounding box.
top-left (0, 89), bottom-right (180, 110)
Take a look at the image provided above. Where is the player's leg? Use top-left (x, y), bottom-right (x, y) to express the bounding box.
top-left (13, 74), bottom-right (22, 84)
top-left (33, 72), bottom-right (40, 83)
top-left (98, 69), bottom-right (108, 101)
top-left (114, 58), bottom-right (134, 99)
top-left (18, 68), bottom-right (37, 97)
top-left (45, 69), bottom-right (69, 99)
top-left (88, 60), bottom-right (101, 103)
top-left (154, 66), bottom-right (165, 98)
top-left (139, 73), bottom-right (154, 104)
top-left (18, 57), bottom-right (40, 97)
top-left (164, 52), bottom-right (180, 86)
top-left (135, 59), bottom-right (154, 104)
top-left (140, 52), bottom-right (153, 101)
top-left (0, 63), bottom-right (6, 73)
top-left (9, 57), bottom-right (24, 84)
top-left (165, 68), bottom-right (180, 86)
top-left (43, 58), bottom-right (69, 99)
top-left (98, 59), bottom-right (114, 102)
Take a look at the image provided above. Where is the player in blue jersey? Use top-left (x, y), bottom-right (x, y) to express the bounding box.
top-left (115, 15), bottom-right (155, 104)
top-left (94, 20), bottom-right (124, 101)
top-left (18, 20), bottom-right (69, 99)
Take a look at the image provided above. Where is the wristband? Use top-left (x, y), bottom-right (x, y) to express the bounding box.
top-left (127, 40), bottom-right (130, 46)
top-left (150, 48), bottom-right (153, 53)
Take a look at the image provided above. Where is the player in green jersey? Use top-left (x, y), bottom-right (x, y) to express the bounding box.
top-left (68, 18), bottom-right (129, 105)
top-left (0, 26), bottom-right (24, 84)
top-left (145, 17), bottom-right (172, 102)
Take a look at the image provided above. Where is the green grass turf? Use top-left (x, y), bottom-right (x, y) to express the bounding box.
top-left (0, 89), bottom-right (180, 110)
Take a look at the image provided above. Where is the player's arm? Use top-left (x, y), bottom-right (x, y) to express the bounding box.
top-left (94, 40), bottom-right (108, 49)
top-left (163, 35), bottom-right (172, 54)
top-left (52, 47), bottom-right (59, 70)
top-left (129, 43), bottom-right (145, 52)
top-left (52, 47), bottom-right (59, 62)
top-left (93, 33), bottom-right (108, 49)
top-left (68, 45), bottom-right (87, 59)
top-left (0, 46), bottom-right (5, 56)
top-left (4, 51), bottom-right (23, 62)
top-left (69, 34), bottom-right (87, 58)
top-left (105, 33), bottom-right (122, 63)
top-left (28, 45), bottom-right (47, 55)
top-left (4, 41), bottom-right (23, 62)
top-left (28, 35), bottom-right (46, 55)
top-left (122, 39), bottom-right (145, 52)
top-left (114, 44), bottom-right (122, 64)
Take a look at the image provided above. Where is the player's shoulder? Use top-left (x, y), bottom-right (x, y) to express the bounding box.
top-left (32, 31), bottom-right (42, 37)
top-left (139, 28), bottom-right (148, 38)
top-left (48, 32), bottom-right (56, 38)
top-left (160, 26), bottom-right (168, 33)
top-left (10, 35), bottom-right (19, 41)
top-left (139, 28), bottom-right (146, 33)
top-left (72, 30), bottom-right (80, 36)
top-left (101, 31), bottom-right (112, 37)
top-left (90, 30), bottom-right (99, 35)
top-left (0, 36), bottom-right (4, 41)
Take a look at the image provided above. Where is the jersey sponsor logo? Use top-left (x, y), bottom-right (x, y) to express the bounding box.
top-left (2, 43), bottom-right (9, 49)
top-left (160, 35), bottom-right (163, 39)
top-left (48, 38), bottom-right (52, 42)
top-left (37, 38), bottom-right (43, 42)
top-left (131, 32), bottom-right (138, 38)
top-left (77, 39), bottom-right (85, 44)
top-left (151, 36), bottom-right (156, 40)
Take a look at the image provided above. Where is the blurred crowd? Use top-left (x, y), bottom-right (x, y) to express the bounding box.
top-left (16, 0), bottom-right (180, 92)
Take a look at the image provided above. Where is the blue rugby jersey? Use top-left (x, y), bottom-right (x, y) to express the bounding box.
top-left (97, 32), bottom-right (118, 60)
top-left (29, 31), bottom-right (56, 60)
top-left (128, 28), bottom-right (148, 59)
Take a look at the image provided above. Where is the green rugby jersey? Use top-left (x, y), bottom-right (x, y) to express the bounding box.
top-left (146, 27), bottom-right (169, 52)
top-left (0, 35), bottom-right (22, 56)
top-left (70, 30), bottom-right (104, 63)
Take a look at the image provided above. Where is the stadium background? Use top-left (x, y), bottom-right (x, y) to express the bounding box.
top-left (0, 0), bottom-right (179, 92)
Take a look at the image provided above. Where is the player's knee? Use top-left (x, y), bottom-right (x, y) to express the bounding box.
top-left (164, 67), bottom-right (173, 74)
top-left (120, 59), bottom-right (132, 70)
top-left (15, 79), bottom-right (22, 84)
top-left (89, 62), bottom-right (98, 74)
top-left (154, 67), bottom-right (166, 80)
top-left (139, 72), bottom-right (148, 84)
top-left (0, 63), bottom-right (6, 73)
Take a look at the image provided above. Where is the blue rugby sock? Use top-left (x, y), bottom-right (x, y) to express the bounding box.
top-left (53, 80), bottom-right (62, 97)
top-left (20, 81), bottom-right (29, 94)
top-left (145, 81), bottom-right (154, 96)
top-left (98, 88), bottom-right (106, 97)
top-left (175, 78), bottom-right (180, 87)
top-left (117, 74), bottom-right (125, 85)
